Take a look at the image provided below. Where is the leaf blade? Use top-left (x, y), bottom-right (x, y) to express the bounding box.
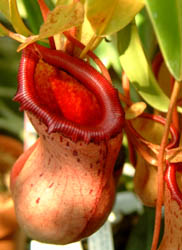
top-left (86, 0), bottom-right (144, 36)
top-left (0, 23), bottom-right (9, 36)
top-left (9, 0), bottom-right (32, 36)
top-left (145, 0), bottom-right (182, 81)
top-left (18, 1), bottom-right (84, 51)
top-left (118, 22), bottom-right (170, 112)
top-left (20, 0), bottom-right (43, 34)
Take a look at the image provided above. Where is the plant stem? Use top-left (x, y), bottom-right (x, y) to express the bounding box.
top-left (89, 36), bottom-right (102, 51)
top-left (79, 34), bottom-right (97, 59)
top-left (64, 31), bottom-right (111, 82)
top-left (122, 71), bottom-right (131, 102)
top-left (151, 80), bottom-right (181, 250)
top-left (119, 92), bottom-right (132, 106)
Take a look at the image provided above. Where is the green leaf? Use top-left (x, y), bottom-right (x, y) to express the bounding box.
top-left (145, 0), bottom-right (182, 81)
top-left (0, 0), bottom-right (10, 21)
top-left (118, 22), bottom-right (170, 112)
top-left (86, 0), bottom-right (144, 36)
top-left (0, 23), bottom-right (9, 36)
top-left (18, 1), bottom-right (84, 51)
top-left (20, 0), bottom-right (43, 34)
top-left (0, 87), bottom-right (16, 98)
top-left (77, 12), bottom-right (95, 45)
top-left (0, 100), bottom-right (23, 136)
top-left (9, 0), bottom-right (32, 36)
top-left (94, 35), bottom-right (122, 76)
top-left (126, 207), bottom-right (156, 250)
top-left (126, 207), bottom-right (164, 250)
top-left (45, 0), bottom-right (55, 10)
top-left (135, 8), bottom-right (157, 61)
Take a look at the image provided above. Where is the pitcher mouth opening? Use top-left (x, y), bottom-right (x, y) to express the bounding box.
top-left (14, 43), bottom-right (125, 143)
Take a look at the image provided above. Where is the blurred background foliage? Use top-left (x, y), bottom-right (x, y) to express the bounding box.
top-left (0, 36), bottom-right (22, 138)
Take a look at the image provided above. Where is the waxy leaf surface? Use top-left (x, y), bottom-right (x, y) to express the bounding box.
top-left (94, 35), bottom-right (122, 76)
top-left (118, 22), bottom-right (170, 112)
top-left (135, 8), bottom-right (157, 60)
top-left (86, 0), bottom-right (144, 36)
top-left (145, 0), bottom-right (182, 81)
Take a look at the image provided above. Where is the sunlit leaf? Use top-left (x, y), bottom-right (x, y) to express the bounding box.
top-left (118, 22), bottom-right (170, 112)
top-left (145, 0), bottom-right (182, 81)
top-left (77, 11), bottom-right (95, 46)
top-left (94, 35), bottom-right (122, 76)
top-left (43, 0), bottom-right (84, 38)
top-left (0, 20), bottom-right (26, 43)
top-left (86, 0), bottom-right (144, 36)
top-left (125, 102), bottom-right (147, 120)
top-left (9, 0), bottom-right (32, 36)
top-left (68, 0), bottom-right (95, 46)
top-left (0, 0), bottom-right (10, 21)
top-left (9, 32), bottom-right (26, 43)
top-left (18, 1), bottom-right (84, 51)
